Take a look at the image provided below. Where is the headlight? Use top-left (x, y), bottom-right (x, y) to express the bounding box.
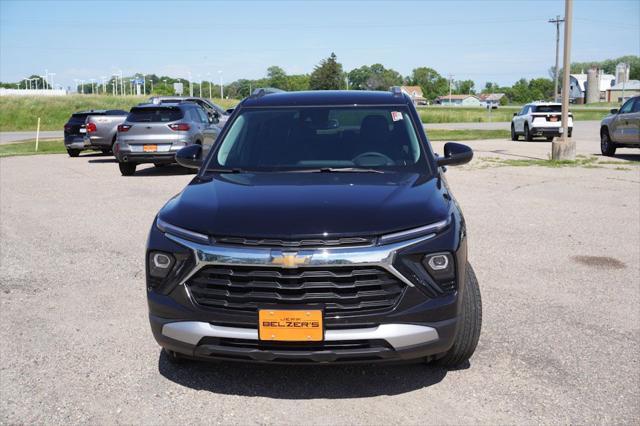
top-left (148, 251), bottom-right (175, 278)
top-left (422, 252), bottom-right (455, 282)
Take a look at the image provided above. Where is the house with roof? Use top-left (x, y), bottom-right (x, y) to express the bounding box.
top-left (606, 80), bottom-right (640, 103)
top-left (400, 86), bottom-right (426, 105)
top-left (436, 94), bottom-right (481, 106)
top-left (478, 93), bottom-right (505, 108)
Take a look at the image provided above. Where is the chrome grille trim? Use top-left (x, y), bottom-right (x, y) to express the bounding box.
top-left (163, 231), bottom-right (438, 288)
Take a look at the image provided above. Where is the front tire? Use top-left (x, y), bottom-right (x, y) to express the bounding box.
top-left (118, 162), bottom-right (137, 176)
top-left (511, 124), bottom-right (518, 141)
top-left (162, 348), bottom-right (186, 365)
top-left (437, 264), bottom-right (482, 368)
top-left (67, 149), bottom-right (80, 157)
top-left (524, 123), bottom-right (533, 141)
top-left (546, 136), bottom-right (554, 142)
top-left (601, 129), bottom-right (616, 156)
top-left (101, 148), bottom-right (111, 154)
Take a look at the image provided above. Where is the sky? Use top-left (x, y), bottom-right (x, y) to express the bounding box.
top-left (0, 0), bottom-right (638, 90)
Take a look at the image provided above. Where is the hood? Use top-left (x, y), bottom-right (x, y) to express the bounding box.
top-left (159, 172), bottom-right (450, 239)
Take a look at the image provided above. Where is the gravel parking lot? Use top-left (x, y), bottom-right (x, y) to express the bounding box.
top-left (1, 135), bottom-right (639, 424)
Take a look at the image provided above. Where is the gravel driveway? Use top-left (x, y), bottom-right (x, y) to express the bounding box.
top-left (1, 147), bottom-right (638, 424)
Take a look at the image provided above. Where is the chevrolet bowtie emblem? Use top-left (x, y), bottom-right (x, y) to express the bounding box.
top-left (271, 251), bottom-right (312, 268)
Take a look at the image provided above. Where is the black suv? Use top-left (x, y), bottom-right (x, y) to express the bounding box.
top-left (146, 88), bottom-right (481, 367)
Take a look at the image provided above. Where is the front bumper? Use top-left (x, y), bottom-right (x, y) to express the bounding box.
top-left (150, 315), bottom-right (457, 364)
top-left (147, 214), bottom-right (467, 364)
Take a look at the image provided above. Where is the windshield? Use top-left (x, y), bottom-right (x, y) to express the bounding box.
top-left (206, 106), bottom-right (427, 172)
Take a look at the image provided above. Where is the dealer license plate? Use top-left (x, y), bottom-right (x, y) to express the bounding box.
top-left (258, 309), bottom-right (323, 341)
top-left (143, 145), bottom-right (157, 152)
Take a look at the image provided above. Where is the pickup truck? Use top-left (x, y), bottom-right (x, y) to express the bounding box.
top-left (83, 110), bottom-right (129, 154)
top-left (64, 109), bottom-right (128, 157)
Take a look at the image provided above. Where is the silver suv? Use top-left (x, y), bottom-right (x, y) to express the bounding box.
top-left (114, 103), bottom-right (220, 176)
top-left (600, 96), bottom-right (640, 156)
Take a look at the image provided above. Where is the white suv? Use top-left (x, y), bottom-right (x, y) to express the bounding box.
top-left (511, 102), bottom-right (573, 141)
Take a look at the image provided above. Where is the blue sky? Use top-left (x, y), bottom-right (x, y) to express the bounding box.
top-left (1, 0), bottom-right (638, 90)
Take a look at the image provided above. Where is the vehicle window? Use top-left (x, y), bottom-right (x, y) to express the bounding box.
top-left (71, 113), bottom-right (94, 121)
top-left (106, 110), bottom-right (128, 115)
top-left (519, 106), bottom-right (528, 115)
top-left (210, 106), bottom-right (426, 172)
top-left (632, 99), bottom-right (640, 113)
top-left (619, 98), bottom-right (635, 114)
top-left (128, 107), bottom-right (183, 122)
top-left (533, 105), bottom-right (561, 113)
top-left (195, 108), bottom-right (209, 123)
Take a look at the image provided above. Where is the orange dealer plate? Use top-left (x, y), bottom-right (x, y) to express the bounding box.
top-left (258, 309), bottom-right (323, 341)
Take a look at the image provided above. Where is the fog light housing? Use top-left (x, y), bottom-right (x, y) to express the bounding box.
top-left (148, 251), bottom-right (175, 278)
top-left (422, 252), bottom-right (455, 282)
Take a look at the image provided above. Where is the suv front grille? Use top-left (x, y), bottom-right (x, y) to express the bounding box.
top-left (186, 266), bottom-right (404, 314)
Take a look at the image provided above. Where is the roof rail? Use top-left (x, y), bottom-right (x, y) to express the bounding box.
top-left (390, 86), bottom-right (403, 96)
top-left (250, 87), bottom-right (286, 98)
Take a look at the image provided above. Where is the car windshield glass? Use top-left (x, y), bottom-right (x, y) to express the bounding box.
top-left (207, 106), bottom-right (427, 173)
top-left (534, 105), bottom-right (561, 113)
top-left (128, 107), bottom-right (183, 122)
top-left (71, 113), bottom-right (97, 121)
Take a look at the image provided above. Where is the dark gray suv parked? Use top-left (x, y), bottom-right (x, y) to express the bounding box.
top-left (114, 103), bottom-right (220, 176)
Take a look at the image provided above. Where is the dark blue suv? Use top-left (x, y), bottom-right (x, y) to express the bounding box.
top-left (146, 88), bottom-right (481, 367)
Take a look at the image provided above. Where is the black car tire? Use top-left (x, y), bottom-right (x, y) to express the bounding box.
top-left (546, 136), bottom-right (554, 142)
top-left (524, 123), bottom-right (533, 141)
top-left (568, 129), bottom-right (572, 138)
top-left (67, 149), bottom-right (80, 157)
top-left (510, 124), bottom-right (518, 141)
top-left (600, 129), bottom-right (616, 156)
top-left (119, 162), bottom-right (137, 176)
top-left (153, 163), bottom-right (167, 168)
top-left (437, 264), bottom-right (482, 368)
top-left (101, 148), bottom-right (111, 154)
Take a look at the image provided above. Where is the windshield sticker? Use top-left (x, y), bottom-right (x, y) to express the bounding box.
top-left (391, 111), bottom-right (403, 122)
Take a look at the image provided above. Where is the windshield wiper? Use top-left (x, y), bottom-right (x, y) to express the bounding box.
top-left (313, 167), bottom-right (386, 174)
top-left (206, 167), bottom-right (249, 173)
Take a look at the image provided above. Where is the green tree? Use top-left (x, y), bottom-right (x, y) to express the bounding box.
top-left (408, 67), bottom-right (448, 100)
top-left (286, 74), bottom-right (310, 91)
top-left (483, 82), bottom-right (499, 93)
top-left (309, 52), bottom-right (344, 90)
top-left (528, 78), bottom-right (554, 101)
top-left (267, 66), bottom-right (288, 90)
top-left (454, 79), bottom-right (475, 95)
top-left (347, 64), bottom-right (402, 90)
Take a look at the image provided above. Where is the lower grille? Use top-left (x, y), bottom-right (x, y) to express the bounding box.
top-left (186, 266), bottom-right (404, 314)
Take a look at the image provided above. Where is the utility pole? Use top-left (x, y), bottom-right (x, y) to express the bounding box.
top-left (549, 15), bottom-right (564, 102)
top-left (188, 71), bottom-right (193, 97)
top-left (448, 74), bottom-right (453, 105)
top-left (219, 70), bottom-right (223, 99)
top-left (552, 0), bottom-right (575, 160)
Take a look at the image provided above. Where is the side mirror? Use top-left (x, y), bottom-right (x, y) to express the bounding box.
top-left (226, 108), bottom-right (234, 114)
top-left (175, 144), bottom-right (203, 169)
top-left (513, 112), bottom-right (517, 117)
top-left (610, 108), bottom-right (619, 114)
top-left (436, 142), bottom-right (473, 167)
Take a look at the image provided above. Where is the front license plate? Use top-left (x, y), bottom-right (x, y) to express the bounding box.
top-left (259, 309), bottom-right (323, 341)
top-left (143, 144), bottom-right (157, 152)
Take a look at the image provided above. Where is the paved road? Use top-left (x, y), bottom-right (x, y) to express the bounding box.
top-left (1, 145), bottom-right (639, 423)
top-left (0, 130), bottom-right (63, 145)
top-left (0, 120), bottom-right (601, 145)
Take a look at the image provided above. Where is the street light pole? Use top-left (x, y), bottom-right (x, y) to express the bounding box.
top-left (218, 70), bottom-right (223, 99)
top-left (552, 0), bottom-right (575, 160)
top-left (549, 15), bottom-right (564, 102)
